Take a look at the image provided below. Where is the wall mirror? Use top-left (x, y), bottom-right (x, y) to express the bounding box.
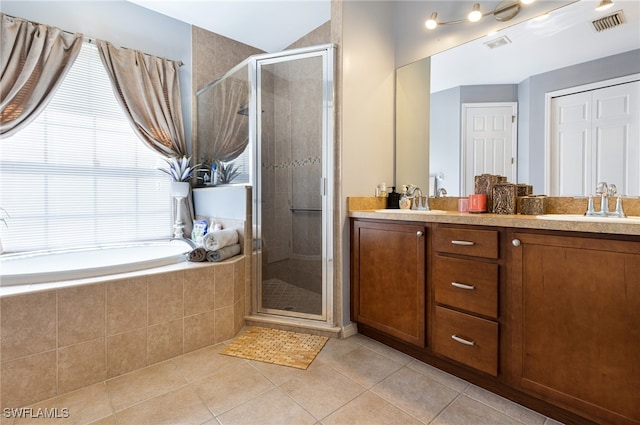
top-left (396, 0), bottom-right (640, 197)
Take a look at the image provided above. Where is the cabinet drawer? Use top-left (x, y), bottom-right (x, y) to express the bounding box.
top-left (433, 306), bottom-right (498, 376)
top-left (434, 256), bottom-right (498, 318)
top-left (433, 227), bottom-right (498, 259)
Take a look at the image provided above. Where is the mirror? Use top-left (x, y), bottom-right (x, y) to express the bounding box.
top-left (396, 0), bottom-right (640, 197)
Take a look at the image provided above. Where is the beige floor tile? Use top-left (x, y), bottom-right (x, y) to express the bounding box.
top-left (351, 335), bottom-right (414, 365)
top-left (246, 357), bottom-right (321, 386)
top-left (114, 386), bottom-right (213, 425)
top-left (105, 361), bottom-right (187, 412)
top-left (217, 388), bottom-right (316, 425)
top-left (406, 359), bottom-right (470, 392)
top-left (15, 383), bottom-right (113, 425)
top-left (280, 363), bottom-right (365, 420)
top-left (312, 335), bottom-right (361, 364)
top-left (322, 391), bottom-right (423, 425)
top-left (432, 395), bottom-right (526, 425)
top-left (171, 343), bottom-right (243, 382)
top-left (371, 366), bottom-right (459, 423)
top-left (544, 418), bottom-right (567, 425)
top-left (464, 385), bottom-right (547, 425)
top-left (324, 346), bottom-right (403, 388)
top-left (192, 361), bottom-right (275, 415)
top-left (87, 416), bottom-right (117, 425)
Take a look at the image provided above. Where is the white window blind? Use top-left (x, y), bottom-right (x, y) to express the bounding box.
top-left (0, 43), bottom-right (173, 254)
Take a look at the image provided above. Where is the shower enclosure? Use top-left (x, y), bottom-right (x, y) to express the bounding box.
top-left (196, 45), bottom-right (334, 324)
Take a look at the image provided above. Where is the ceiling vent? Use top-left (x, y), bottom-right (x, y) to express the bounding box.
top-left (484, 35), bottom-right (512, 50)
top-left (592, 10), bottom-right (626, 32)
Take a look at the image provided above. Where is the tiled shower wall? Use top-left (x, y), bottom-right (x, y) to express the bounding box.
top-left (0, 259), bottom-right (245, 410)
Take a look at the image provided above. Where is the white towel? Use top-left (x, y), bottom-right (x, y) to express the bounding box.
top-left (202, 228), bottom-right (239, 251)
top-left (205, 244), bottom-right (241, 262)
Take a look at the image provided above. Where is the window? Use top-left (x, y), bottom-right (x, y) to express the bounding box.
top-left (0, 43), bottom-right (173, 253)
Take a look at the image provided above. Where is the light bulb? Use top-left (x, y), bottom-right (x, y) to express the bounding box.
top-left (596, 0), bottom-right (613, 11)
top-left (520, 0), bottom-right (535, 5)
top-left (425, 12), bottom-right (438, 30)
top-left (468, 3), bottom-right (482, 22)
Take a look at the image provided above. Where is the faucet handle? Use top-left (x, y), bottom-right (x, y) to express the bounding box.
top-left (595, 181), bottom-right (608, 195)
top-left (608, 184), bottom-right (617, 197)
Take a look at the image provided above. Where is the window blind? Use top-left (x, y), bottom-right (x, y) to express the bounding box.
top-left (0, 43), bottom-right (173, 253)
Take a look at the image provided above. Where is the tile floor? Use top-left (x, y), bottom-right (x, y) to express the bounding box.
top-left (2, 332), bottom-right (566, 425)
top-left (261, 279), bottom-right (322, 315)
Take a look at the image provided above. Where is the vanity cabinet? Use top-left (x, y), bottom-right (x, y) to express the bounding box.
top-left (432, 226), bottom-right (501, 376)
top-left (507, 231), bottom-right (640, 425)
top-left (350, 219), bottom-right (426, 347)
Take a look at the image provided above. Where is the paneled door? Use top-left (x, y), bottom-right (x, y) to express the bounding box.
top-left (548, 78), bottom-right (640, 196)
top-left (462, 103), bottom-right (517, 196)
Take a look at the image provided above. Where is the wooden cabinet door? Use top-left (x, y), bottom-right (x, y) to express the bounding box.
top-left (508, 232), bottom-right (640, 425)
top-left (351, 220), bottom-right (426, 347)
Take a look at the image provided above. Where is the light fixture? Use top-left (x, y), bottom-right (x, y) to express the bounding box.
top-left (425, 0), bottom-right (536, 30)
top-left (596, 0), bottom-right (614, 11)
top-left (468, 3), bottom-right (483, 22)
top-left (425, 12), bottom-right (438, 29)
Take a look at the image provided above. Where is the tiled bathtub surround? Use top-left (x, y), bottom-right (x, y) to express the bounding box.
top-left (0, 258), bottom-right (246, 409)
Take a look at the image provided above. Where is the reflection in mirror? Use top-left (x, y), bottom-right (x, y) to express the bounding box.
top-left (397, 0), bottom-right (640, 197)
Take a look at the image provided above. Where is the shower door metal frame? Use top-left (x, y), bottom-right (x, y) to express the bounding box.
top-left (251, 44), bottom-right (334, 324)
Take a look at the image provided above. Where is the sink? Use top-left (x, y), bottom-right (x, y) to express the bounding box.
top-left (375, 209), bottom-right (447, 214)
top-left (536, 214), bottom-right (640, 223)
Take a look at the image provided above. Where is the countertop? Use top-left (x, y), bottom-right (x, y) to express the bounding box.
top-left (349, 209), bottom-right (640, 237)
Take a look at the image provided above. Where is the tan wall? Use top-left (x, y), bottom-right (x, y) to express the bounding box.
top-left (337, 0), bottom-right (397, 326)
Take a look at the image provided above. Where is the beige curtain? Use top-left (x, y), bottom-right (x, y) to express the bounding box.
top-left (0, 13), bottom-right (82, 138)
top-left (206, 77), bottom-right (249, 162)
top-left (96, 40), bottom-right (193, 236)
top-left (96, 39), bottom-right (187, 156)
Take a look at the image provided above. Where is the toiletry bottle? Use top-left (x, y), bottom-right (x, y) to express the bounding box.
top-left (210, 163), bottom-right (217, 186)
top-left (386, 186), bottom-right (400, 209)
top-left (399, 185), bottom-right (412, 209)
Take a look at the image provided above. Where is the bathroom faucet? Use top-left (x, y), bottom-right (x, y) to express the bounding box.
top-left (437, 188), bottom-right (448, 197)
top-left (171, 237), bottom-right (198, 249)
top-left (406, 184), bottom-right (430, 210)
top-left (585, 182), bottom-right (626, 217)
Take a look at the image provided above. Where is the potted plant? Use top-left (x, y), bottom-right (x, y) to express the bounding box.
top-left (158, 156), bottom-right (200, 238)
top-left (158, 155), bottom-right (201, 197)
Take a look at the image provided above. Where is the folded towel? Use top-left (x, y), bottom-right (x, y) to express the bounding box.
top-left (206, 244), bottom-right (241, 262)
top-left (202, 228), bottom-right (239, 251)
top-left (188, 247), bottom-right (207, 262)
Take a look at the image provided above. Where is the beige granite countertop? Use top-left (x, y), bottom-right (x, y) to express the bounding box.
top-left (348, 197), bottom-right (640, 237)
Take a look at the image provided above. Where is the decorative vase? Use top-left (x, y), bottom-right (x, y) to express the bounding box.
top-left (170, 181), bottom-right (190, 238)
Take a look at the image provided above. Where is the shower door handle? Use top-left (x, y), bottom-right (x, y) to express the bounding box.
top-left (320, 177), bottom-right (327, 196)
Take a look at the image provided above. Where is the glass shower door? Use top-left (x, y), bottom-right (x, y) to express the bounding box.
top-left (255, 47), bottom-right (333, 321)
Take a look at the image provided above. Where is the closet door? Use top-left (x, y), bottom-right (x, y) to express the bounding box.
top-left (592, 81), bottom-right (640, 196)
top-left (550, 80), bottom-right (640, 196)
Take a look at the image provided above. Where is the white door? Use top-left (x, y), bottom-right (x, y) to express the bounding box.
top-left (549, 80), bottom-right (640, 196)
top-left (461, 103), bottom-right (517, 196)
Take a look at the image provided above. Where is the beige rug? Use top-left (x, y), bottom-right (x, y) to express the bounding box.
top-left (220, 326), bottom-right (328, 369)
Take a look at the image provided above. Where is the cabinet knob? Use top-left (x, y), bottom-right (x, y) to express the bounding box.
top-left (416, 231), bottom-right (424, 237)
top-left (512, 239), bottom-right (521, 247)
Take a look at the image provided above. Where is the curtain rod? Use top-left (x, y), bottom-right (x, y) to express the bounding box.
top-left (2, 12), bottom-right (184, 67)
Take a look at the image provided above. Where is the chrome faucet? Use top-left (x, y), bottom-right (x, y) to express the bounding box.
top-left (406, 184), bottom-right (430, 210)
top-left (585, 182), bottom-right (626, 218)
top-left (170, 237), bottom-right (197, 249)
top-left (437, 188), bottom-right (448, 197)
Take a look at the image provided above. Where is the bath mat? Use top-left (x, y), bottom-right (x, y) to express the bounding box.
top-left (220, 326), bottom-right (328, 369)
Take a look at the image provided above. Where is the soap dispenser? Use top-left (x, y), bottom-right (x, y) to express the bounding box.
top-left (386, 186), bottom-right (400, 209)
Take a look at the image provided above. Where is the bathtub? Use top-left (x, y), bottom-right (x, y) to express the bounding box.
top-left (0, 240), bottom-right (193, 287)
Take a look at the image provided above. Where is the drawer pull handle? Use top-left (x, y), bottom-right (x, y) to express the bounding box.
top-left (451, 282), bottom-right (475, 290)
top-left (451, 240), bottom-right (475, 246)
top-left (452, 335), bottom-right (476, 346)
top-left (417, 231), bottom-right (424, 237)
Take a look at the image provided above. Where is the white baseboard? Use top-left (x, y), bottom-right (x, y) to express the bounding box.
top-left (341, 322), bottom-right (358, 338)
